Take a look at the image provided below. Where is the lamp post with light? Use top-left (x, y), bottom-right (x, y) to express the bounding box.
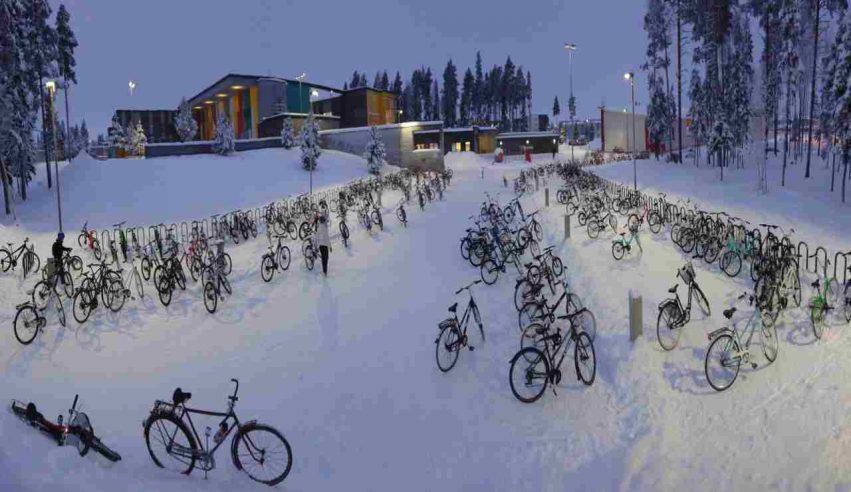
top-left (45, 80), bottom-right (63, 232)
top-left (296, 73), bottom-right (306, 114)
top-left (564, 42), bottom-right (577, 160)
top-left (128, 80), bottom-right (136, 96)
top-left (624, 71), bottom-right (637, 190)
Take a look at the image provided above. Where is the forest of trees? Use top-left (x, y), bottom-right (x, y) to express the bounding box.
top-left (0, 1), bottom-right (80, 215)
top-left (346, 52), bottom-right (534, 131)
top-left (643, 0), bottom-right (851, 200)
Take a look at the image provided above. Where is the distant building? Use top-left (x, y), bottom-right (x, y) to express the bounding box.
top-left (496, 131), bottom-right (560, 156)
top-left (312, 87), bottom-right (400, 128)
top-left (440, 126), bottom-right (498, 154)
top-left (527, 114), bottom-right (551, 132)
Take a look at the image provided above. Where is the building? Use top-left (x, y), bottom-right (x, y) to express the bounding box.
top-left (496, 131), bottom-right (560, 155)
top-left (320, 122), bottom-right (444, 171)
top-left (527, 114), bottom-right (551, 132)
top-left (186, 73), bottom-right (341, 141)
top-left (312, 87), bottom-right (399, 128)
top-left (440, 126), bottom-right (498, 154)
top-left (112, 109), bottom-right (178, 143)
top-left (600, 108), bottom-right (648, 152)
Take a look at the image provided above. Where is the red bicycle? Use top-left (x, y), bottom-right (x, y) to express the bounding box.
top-left (77, 222), bottom-right (102, 260)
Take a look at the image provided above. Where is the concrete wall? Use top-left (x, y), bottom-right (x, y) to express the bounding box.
top-left (601, 109), bottom-right (648, 152)
top-left (145, 137), bottom-right (283, 158)
top-left (320, 122), bottom-right (444, 171)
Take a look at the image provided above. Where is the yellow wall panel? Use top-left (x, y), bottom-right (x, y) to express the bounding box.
top-left (250, 86), bottom-right (259, 138)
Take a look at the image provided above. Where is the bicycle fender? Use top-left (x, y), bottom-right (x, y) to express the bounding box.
top-left (707, 327), bottom-right (732, 341)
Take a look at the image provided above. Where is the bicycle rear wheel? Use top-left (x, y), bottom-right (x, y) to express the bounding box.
top-left (14, 305), bottom-right (40, 345)
top-left (705, 334), bottom-right (740, 392)
top-left (574, 332), bottom-right (596, 386)
top-left (261, 255), bottom-right (275, 283)
top-left (144, 413), bottom-right (197, 475)
top-left (204, 282), bottom-right (218, 313)
top-left (656, 303), bottom-right (682, 351)
top-left (232, 423), bottom-right (293, 486)
top-left (435, 325), bottom-right (461, 372)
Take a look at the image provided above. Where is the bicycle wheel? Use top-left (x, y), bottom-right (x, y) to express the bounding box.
top-left (221, 253), bottom-right (233, 276)
top-left (261, 255), bottom-right (275, 283)
top-left (761, 317), bottom-right (778, 363)
top-left (656, 302), bottom-right (682, 351)
top-left (73, 289), bottom-right (93, 324)
top-left (144, 413), bottom-right (197, 475)
top-left (25, 251), bottom-right (40, 277)
top-left (298, 222), bottom-right (311, 241)
top-left (231, 423), bottom-right (293, 486)
top-left (514, 280), bottom-right (537, 312)
top-left (627, 214), bottom-right (639, 231)
top-left (277, 246), bottom-right (291, 271)
top-left (107, 279), bottom-right (126, 312)
top-left (340, 221), bottom-right (350, 239)
top-left (435, 325), bottom-right (461, 372)
top-left (61, 272), bottom-right (74, 298)
top-left (574, 332), bottom-right (596, 386)
top-left (14, 305), bottom-right (40, 345)
top-left (204, 282), bottom-right (218, 314)
top-left (460, 238), bottom-right (471, 260)
top-left (56, 296), bottom-right (66, 327)
top-left (509, 347), bottom-right (549, 403)
top-left (573, 308), bottom-right (596, 342)
top-left (141, 257), bottom-right (152, 281)
top-left (133, 270), bottom-right (144, 299)
top-left (720, 250), bottom-right (742, 277)
top-left (526, 264), bottom-right (541, 285)
top-left (705, 334), bottom-right (740, 392)
top-left (845, 283), bottom-right (851, 323)
top-left (611, 241), bottom-right (625, 260)
top-left (692, 284), bottom-right (711, 316)
top-left (32, 280), bottom-right (53, 310)
top-left (157, 278), bottom-right (172, 307)
top-left (810, 299), bottom-right (827, 339)
top-left (703, 240), bottom-right (720, 264)
top-left (480, 259), bottom-right (499, 285)
top-left (518, 302), bottom-right (544, 331)
top-left (587, 221), bottom-right (599, 239)
top-left (649, 212), bottom-right (662, 234)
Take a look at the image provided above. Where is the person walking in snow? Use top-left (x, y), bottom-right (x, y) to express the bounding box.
top-left (314, 213), bottom-right (332, 276)
top-left (52, 232), bottom-right (72, 285)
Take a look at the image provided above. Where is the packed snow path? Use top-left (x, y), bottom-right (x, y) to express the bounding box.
top-left (0, 154), bottom-right (848, 491)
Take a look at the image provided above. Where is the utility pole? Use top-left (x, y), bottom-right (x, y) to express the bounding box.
top-left (46, 80), bottom-right (63, 232)
top-left (625, 72), bottom-right (637, 190)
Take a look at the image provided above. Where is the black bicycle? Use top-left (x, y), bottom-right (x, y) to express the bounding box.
top-left (0, 237), bottom-right (41, 277)
top-left (143, 379), bottom-right (292, 486)
top-left (656, 262), bottom-right (711, 351)
top-left (11, 395), bottom-right (121, 462)
top-left (509, 308), bottom-right (597, 403)
top-left (435, 281), bottom-right (485, 372)
top-left (260, 232), bottom-right (292, 283)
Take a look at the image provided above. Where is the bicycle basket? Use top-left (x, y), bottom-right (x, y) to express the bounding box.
top-left (678, 262), bottom-right (695, 284)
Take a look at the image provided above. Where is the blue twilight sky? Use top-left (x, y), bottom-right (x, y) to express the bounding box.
top-left (54, 0), bottom-right (650, 135)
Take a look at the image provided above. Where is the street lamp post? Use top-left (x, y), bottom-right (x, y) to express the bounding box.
top-left (624, 72), bottom-right (637, 191)
top-left (45, 80), bottom-right (63, 232)
top-left (564, 43), bottom-right (577, 161)
top-left (128, 80), bottom-right (136, 96)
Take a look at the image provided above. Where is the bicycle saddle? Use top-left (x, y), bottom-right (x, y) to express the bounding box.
top-left (722, 307), bottom-right (737, 320)
top-left (5, 242), bottom-right (12, 246)
top-left (448, 303), bottom-right (458, 313)
top-left (668, 285), bottom-right (678, 294)
top-left (172, 388), bottom-right (192, 405)
top-left (810, 280), bottom-right (819, 288)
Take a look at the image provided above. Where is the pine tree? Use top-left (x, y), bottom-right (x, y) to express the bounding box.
top-left (343, 82), bottom-right (348, 91)
top-left (441, 59), bottom-right (459, 127)
top-left (552, 96), bottom-right (561, 119)
top-left (392, 72), bottom-right (403, 94)
top-left (132, 122), bottom-right (147, 156)
top-left (373, 72), bottom-right (381, 89)
top-left (359, 73), bottom-right (368, 89)
top-left (109, 115), bottom-right (126, 150)
top-left (363, 126), bottom-right (386, 175)
top-left (381, 71), bottom-right (389, 90)
top-left (459, 69), bottom-right (474, 126)
top-left (829, 9), bottom-right (851, 202)
top-left (80, 119), bottom-right (89, 153)
top-left (422, 68), bottom-right (433, 120)
top-left (174, 97), bottom-right (198, 142)
top-left (432, 80), bottom-right (440, 121)
top-left (473, 51), bottom-right (485, 124)
top-left (350, 71), bottom-right (360, 89)
top-left (299, 114), bottom-right (321, 171)
top-left (501, 58), bottom-right (515, 130)
top-left (280, 117), bottom-right (295, 149)
top-left (213, 113), bottom-right (234, 155)
top-left (24, 0), bottom-right (57, 189)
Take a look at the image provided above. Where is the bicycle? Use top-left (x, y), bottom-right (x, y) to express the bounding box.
top-left (705, 293), bottom-right (778, 392)
top-left (142, 379), bottom-right (292, 486)
top-left (435, 281), bottom-right (485, 372)
top-left (656, 262), bottom-right (711, 351)
top-left (260, 232), bottom-right (292, 283)
top-left (203, 264), bottom-right (232, 314)
top-left (32, 262), bottom-right (74, 309)
top-left (302, 237), bottom-right (319, 271)
top-left (509, 307), bottom-right (597, 403)
top-left (808, 270), bottom-right (842, 340)
top-left (517, 279), bottom-right (588, 337)
top-left (611, 227), bottom-right (643, 260)
top-left (77, 222), bottom-right (102, 260)
top-left (13, 292), bottom-right (65, 345)
top-left (0, 237), bottom-right (41, 278)
top-left (10, 395), bottom-right (121, 462)
top-left (627, 202), bottom-right (662, 234)
top-left (396, 201), bottom-right (407, 227)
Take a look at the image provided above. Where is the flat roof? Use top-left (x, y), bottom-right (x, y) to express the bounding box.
top-left (497, 131), bottom-right (560, 139)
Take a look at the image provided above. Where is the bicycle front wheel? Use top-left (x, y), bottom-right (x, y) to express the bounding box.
top-left (692, 284), bottom-right (711, 317)
top-left (261, 255), bottom-right (275, 283)
top-left (656, 303), bottom-right (682, 351)
top-left (705, 334), bottom-right (740, 392)
top-left (480, 259), bottom-right (499, 285)
top-left (574, 331), bottom-right (596, 386)
top-left (203, 282), bottom-right (218, 314)
top-left (509, 347), bottom-right (549, 403)
top-left (232, 423), bottom-right (293, 486)
top-left (14, 304), bottom-right (40, 345)
top-left (435, 325), bottom-right (461, 372)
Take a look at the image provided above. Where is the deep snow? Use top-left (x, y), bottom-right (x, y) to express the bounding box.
top-left (0, 151), bottom-right (848, 491)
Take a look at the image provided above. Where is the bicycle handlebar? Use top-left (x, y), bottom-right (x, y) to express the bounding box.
top-left (229, 378), bottom-right (239, 401)
top-left (455, 280), bottom-right (481, 295)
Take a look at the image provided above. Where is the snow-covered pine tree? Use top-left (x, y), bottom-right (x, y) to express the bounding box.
top-left (552, 96), bottom-right (560, 119)
top-left (213, 113), bottom-right (234, 155)
top-left (459, 69), bottom-right (474, 126)
top-left (647, 72), bottom-right (670, 158)
top-left (363, 126), bottom-right (386, 175)
top-left (779, 0), bottom-right (802, 186)
top-left (441, 59), bottom-right (458, 127)
top-left (109, 116), bottom-right (125, 151)
top-left (132, 122), bottom-right (147, 156)
top-left (281, 117), bottom-right (295, 149)
top-left (432, 80), bottom-right (441, 122)
top-left (829, 9), bottom-right (851, 202)
top-left (79, 120), bottom-right (89, 153)
top-left (174, 97), bottom-right (198, 142)
top-left (299, 114), bottom-right (321, 171)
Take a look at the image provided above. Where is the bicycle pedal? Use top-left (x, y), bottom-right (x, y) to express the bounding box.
top-left (751, 363), bottom-right (758, 369)
top-left (468, 346), bottom-right (475, 351)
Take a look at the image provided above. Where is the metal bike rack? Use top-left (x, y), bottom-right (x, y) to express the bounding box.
top-left (797, 241), bottom-right (810, 272)
top-left (833, 252), bottom-right (847, 284)
top-left (815, 246), bottom-right (828, 278)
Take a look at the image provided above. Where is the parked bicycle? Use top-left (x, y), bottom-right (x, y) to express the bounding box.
top-left (435, 281), bottom-right (485, 372)
top-left (0, 237), bottom-right (41, 277)
top-left (656, 262), bottom-right (711, 351)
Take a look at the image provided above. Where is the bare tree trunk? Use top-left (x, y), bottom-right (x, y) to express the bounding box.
top-left (842, 155), bottom-right (848, 203)
top-left (676, 0), bottom-right (684, 163)
top-left (0, 157), bottom-right (11, 215)
top-left (805, 0), bottom-right (821, 178)
top-left (782, 72), bottom-right (791, 186)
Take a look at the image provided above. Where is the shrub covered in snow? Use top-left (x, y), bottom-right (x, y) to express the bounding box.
top-left (174, 97), bottom-right (198, 142)
top-left (300, 114), bottom-right (321, 171)
top-left (213, 113), bottom-right (235, 155)
top-left (363, 126), bottom-right (386, 175)
top-left (281, 117), bottom-right (296, 149)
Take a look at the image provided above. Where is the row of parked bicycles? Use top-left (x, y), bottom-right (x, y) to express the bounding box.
top-left (9, 169), bottom-right (453, 346)
top-left (436, 189), bottom-right (598, 404)
top-left (520, 161), bottom-right (850, 392)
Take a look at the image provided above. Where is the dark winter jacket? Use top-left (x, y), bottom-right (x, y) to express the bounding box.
top-left (52, 239), bottom-right (71, 261)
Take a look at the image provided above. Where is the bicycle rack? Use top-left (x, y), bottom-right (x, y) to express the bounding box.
top-left (797, 241), bottom-right (810, 272)
top-left (815, 246), bottom-right (828, 278)
top-left (833, 252), bottom-right (847, 284)
top-left (100, 229), bottom-right (112, 250)
top-left (179, 222), bottom-right (189, 244)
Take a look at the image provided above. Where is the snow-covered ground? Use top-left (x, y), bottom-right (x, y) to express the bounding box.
top-left (0, 151), bottom-right (848, 491)
top-left (1, 148), bottom-right (374, 233)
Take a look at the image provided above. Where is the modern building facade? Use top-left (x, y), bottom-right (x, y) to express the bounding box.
top-left (440, 126), bottom-right (498, 154)
top-left (496, 131), bottom-right (560, 155)
top-left (312, 87), bottom-right (399, 128)
top-left (320, 122), bottom-right (444, 171)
